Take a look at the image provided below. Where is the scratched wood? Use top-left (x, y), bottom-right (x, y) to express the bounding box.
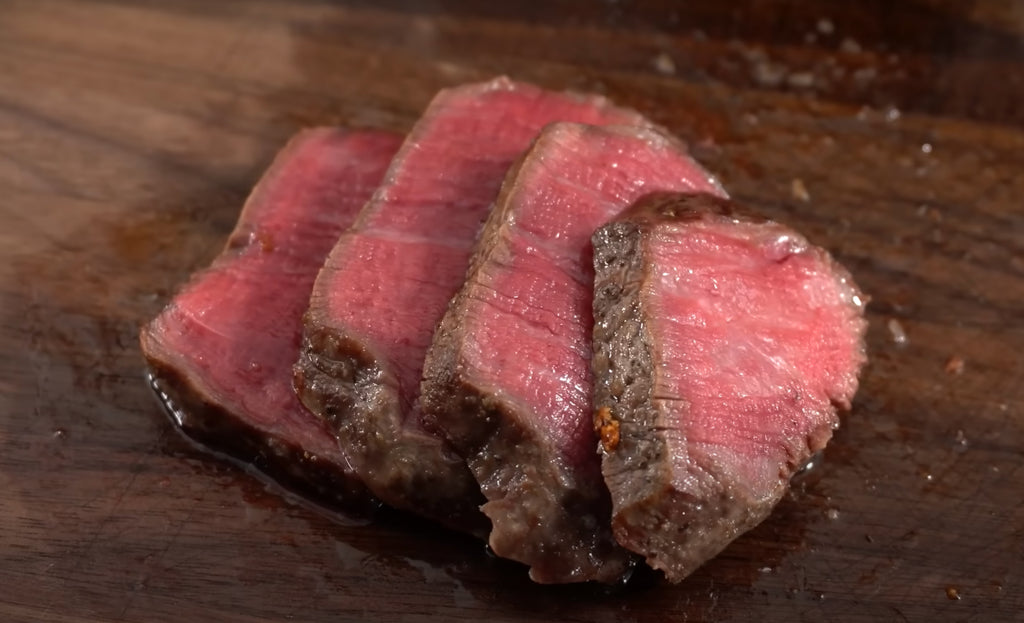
top-left (1, 1), bottom-right (1022, 621)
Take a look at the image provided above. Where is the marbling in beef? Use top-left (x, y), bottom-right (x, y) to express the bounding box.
top-left (141, 128), bottom-right (401, 511)
top-left (294, 78), bottom-right (649, 535)
top-left (420, 124), bottom-right (725, 583)
top-left (590, 193), bottom-right (868, 582)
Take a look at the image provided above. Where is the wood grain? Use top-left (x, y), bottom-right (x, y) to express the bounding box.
top-left (1, 1), bottom-right (1021, 621)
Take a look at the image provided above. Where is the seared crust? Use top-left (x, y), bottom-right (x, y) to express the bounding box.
top-left (294, 317), bottom-right (489, 537)
top-left (140, 337), bottom-right (378, 514)
top-left (591, 192), bottom-right (867, 582)
top-left (137, 128), bottom-right (402, 517)
top-left (420, 127), bottom-right (637, 584)
top-left (294, 81), bottom-right (662, 545)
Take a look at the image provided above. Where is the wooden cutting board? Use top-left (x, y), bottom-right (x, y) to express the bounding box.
top-left (1, 1), bottom-right (1021, 620)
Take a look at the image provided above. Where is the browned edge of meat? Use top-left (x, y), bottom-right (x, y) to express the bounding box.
top-left (295, 322), bottom-right (489, 537)
top-left (144, 359), bottom-right (379, 515)
top-left (293, 78), bottom-right (655, 539)
top-left (137, 128), bottom-right (404, 519)
top-left (419, 145), bottom-right (636, 584)
top-left (590, 192), bottom-right (867, 582)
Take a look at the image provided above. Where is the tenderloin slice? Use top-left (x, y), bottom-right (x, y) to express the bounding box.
top-left (141, 128), bottom-right (401, 511)
top-left (295, 78), bottom-right (649, 535)
top-left (591, 193), bottom-right (868, 582)
top-left (420, 124), bottom-right (725, 583)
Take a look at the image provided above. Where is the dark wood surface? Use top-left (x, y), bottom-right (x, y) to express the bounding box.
top-left (2, 1), bottom-right (1022, 621)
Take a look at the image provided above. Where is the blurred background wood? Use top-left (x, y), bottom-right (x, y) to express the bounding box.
top-left (1, 1), bottom-right (1021, 621)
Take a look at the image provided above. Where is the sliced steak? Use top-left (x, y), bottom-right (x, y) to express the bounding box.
top-left (590, 193), bottom-right (868, 582)
top-left (295, 79), bottom-right (649, 535)
top-left (141, 128), bottom-right (401, 511)
top-left (420, 123), bottom-right (725, 583)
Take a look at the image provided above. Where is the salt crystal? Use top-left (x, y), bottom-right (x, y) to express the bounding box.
top-left (888, 318), bottom-right (908, 346)
top-left (839, 37), bottom-right (862, 54)
top-left (653, 52), bottom-right (676, 76)
top-left (791, 178), bottom-right (811, 202)
top-left (787, 71), bottom-right (815, 89)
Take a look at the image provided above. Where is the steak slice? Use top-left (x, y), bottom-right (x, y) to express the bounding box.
top-left (294, 78), bottom-right (649, 534)
top-left (590, 193), bottom-right (868, 582)
top-left (141, 128), bottom-right (401, 511)
top-left (420, 123), bottom-right (725, 583)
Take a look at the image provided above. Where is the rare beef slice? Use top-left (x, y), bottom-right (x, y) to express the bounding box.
top-left (590, 193), bottom-right (868, 582)
top-left (141, 128), bottom-right (401, 511)
top-left (294, 78), bottom-right (648, 534)
top-left (420, 123), bottom-right (726, 583)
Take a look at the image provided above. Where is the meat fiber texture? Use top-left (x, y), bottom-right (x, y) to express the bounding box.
top-left (421, 124), bottom-right (725, 583)
top-left (294, 78), bottom-right (649, 535)
top-left (141, 128), bottom-right (401, 511)
top-left (590, 193), bottom-right (868, 582)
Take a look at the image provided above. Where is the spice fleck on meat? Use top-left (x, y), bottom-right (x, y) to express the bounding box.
top-left (594, 406), bottom-right (620, 452)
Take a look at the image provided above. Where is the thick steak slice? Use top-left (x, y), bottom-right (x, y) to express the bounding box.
top-left (590, 193), bottom-right (868, 582)
top-left (295, 78), bottom-right (648, 534)
top-left (421, 124), bottom-right (725, 583)
top-left (141, 128), bottom-right (401, 511)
